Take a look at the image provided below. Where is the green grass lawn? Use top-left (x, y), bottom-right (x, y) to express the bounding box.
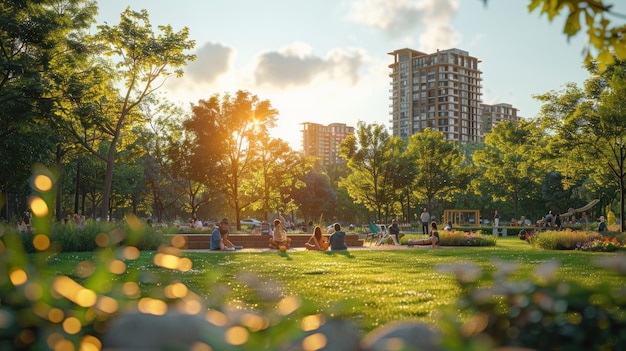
top-left (47, 236), bottom-right (624, 334)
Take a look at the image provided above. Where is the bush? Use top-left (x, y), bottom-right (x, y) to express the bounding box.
top-left (11, 218), bottom-right (167, 253)
top-left (438, 256), bottom-right (626, 350)
top-left (439, 230), bottom-right (497, 246)
top-left (531, 229), bottom-right (624, 251)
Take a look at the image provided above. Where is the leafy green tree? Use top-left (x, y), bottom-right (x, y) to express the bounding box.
top-left (0, 0), bottom-right (98, 220)
top-left (253, 135), bottom-right (309, 222)
top-left (136, 97), bottom-right (187, 223)
top-left (92, 8), bottom-right (195, 219)
top-left (473, 120), bottom-right (547, 218)
top-left (184, 91), bottom-right (279, 229)
top-left (405, 128), bottom-right (465, 215)
top-left (292, 168), bottom-right (337, 223)
top-left (339, 122), bottom-right (403, 220)
top-left (538, 59), bottom-right (626, 231)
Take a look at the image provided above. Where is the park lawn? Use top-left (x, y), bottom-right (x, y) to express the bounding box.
top-left (47, 236), bottom-right (624, 333)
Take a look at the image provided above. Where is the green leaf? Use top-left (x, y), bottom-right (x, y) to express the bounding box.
top-left (564, 10), bottom-right (582, 37)
top-left (596, 49), bottom-right (615, 71)
top-left (613, 40), bottom-right (626, 60)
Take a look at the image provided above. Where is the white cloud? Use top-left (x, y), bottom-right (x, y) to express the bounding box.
top-left (253, 43), bottom-right (366, 88)
top-left (348, 0), bottom-right (461, 51)
top-left (184, 42), bottom-right (235, 84)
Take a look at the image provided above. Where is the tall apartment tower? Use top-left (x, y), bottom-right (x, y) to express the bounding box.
top-left (481, 103), bottom-right (521, 134)
top-left (388, 48), bottom-right (484, 143)
top-left (301, 122), bottom-right (354, 165)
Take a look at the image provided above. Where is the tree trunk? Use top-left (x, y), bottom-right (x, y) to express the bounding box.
top-left (101, 138), bottom-right (118, 221)
top-left (55, 145), bottom-right (64, 221)
top-left (74, 160), bottom-right (81, 215)
top-left (619, 177), bottom-right (626, 233)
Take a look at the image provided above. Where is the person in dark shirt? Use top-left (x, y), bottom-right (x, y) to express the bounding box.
top-left (329, 223), bottom-right (347, 250)
top-left (387, 218), bottom-right (401, 245)
top-left (598, 216), bottom-right (607, 231)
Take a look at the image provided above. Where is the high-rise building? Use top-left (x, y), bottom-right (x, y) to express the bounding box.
top-left (301, 122), bottom-right (354, 165)
top-left (388, 48), bottom-right (484, 143)
top-left (481, 103), bottom-right (521, 134)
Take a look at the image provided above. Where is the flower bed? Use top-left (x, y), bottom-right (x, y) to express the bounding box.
top-left (526, 229), bottom-right (624, 251)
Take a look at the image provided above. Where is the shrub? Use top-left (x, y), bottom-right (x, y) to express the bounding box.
top-left (439, 230), bottom-right (497, 246)
top-left (532, 229), bottom-right (625, 251)
top-left (438, 257), bottom-right (626, 350)
top-left (11, 218), bottom-right (167, 253)
top-left (533, 229), bottom-right (590, 250)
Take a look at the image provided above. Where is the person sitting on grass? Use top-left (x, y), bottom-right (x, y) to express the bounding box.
top-left (269, 213), bottom-right (292, 250)
top-left (329, 223), bottom-right (347, 250)
top-left (407, 222), bottom-right (439, 248)
top-left (305, 226), bottom-right (329, 251)
top-left (210, 218), bottom-right (235, 251)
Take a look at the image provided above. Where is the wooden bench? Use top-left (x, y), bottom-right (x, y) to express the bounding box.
top-left (167, 234), bottom-right (364, 249)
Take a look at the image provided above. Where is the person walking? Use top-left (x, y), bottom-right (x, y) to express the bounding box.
top-left (420, 208), bottom-right (430, 234)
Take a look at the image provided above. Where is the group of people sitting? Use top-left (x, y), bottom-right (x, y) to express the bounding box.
top-left (209, 215), bottom-right (442, 252)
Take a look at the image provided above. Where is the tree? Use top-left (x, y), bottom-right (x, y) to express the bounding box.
top-left (184, 91), bottom-right (279, 229)
top-left (136, 97), bottom-right (187, 223)
top-left (292, 168), bottom-right (337, 223)
top-left (0, 0), bottom-right (98, 220)
top-left (93, 8), bottom-right (195, 219)
top-left (339, 122), bottom-right (403, 220)
top-left (405, 128), bottom-right (465, 216)
top-left (538, 59), bottom-right (626, 231)
top-left (473, 120), bottom-right (547, 218)
top-left (254, 135), bottom-right (309, 222)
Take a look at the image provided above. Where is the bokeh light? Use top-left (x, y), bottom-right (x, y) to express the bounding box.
top-left (137, 297), bottom-right (167, 315)
top-left (164, 282), bottom-right (188, 299)
top-left (29, 196), bottom-right (48, 217)
top-left (301, 314), bottom-right (324, 331)
top-left (33, 234), bottom-right (50, 251)
top-left (122, 282), bottom-right (140, 297)
top-left (277, 295), bottom-right (301, 316)
top-left (205, 309), bottom-right (228, 326)
top-left (302, 333), bottom-right (327, 351)
top-left (62, 316), bottom-right (82, 334)
top-left (9, 268), bottom-right (28, 286)
top-left (96, 295), bottom-right (119, 314)
top-left (33, 174), bottom-right (53, 192)
top-left (225, 326), bottom-right (248, 345)
top-left (80, 335), bottom-right (102, 351)
top-left (107, 260), bottom-right (126, 275)
top-left (123, 246), bottom-right (140, 260)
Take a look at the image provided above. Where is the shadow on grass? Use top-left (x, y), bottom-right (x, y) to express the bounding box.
top-left (323, 250), bottom-right (355, 258)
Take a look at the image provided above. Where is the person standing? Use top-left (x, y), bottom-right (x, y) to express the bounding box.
top-left (494, 210), bottom-right (500, 228)
top-left (420, 208), bottom-right (430, 235)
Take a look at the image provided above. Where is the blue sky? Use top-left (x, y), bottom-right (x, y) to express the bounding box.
top-left (96, 0), bottom-right (623, 149)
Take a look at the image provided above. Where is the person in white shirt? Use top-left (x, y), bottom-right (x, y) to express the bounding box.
top-left (420, 208), bottom-right (430, 234)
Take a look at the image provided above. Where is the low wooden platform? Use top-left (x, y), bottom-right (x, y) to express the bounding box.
top-left (167, 233), bottom-right (364, 249)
